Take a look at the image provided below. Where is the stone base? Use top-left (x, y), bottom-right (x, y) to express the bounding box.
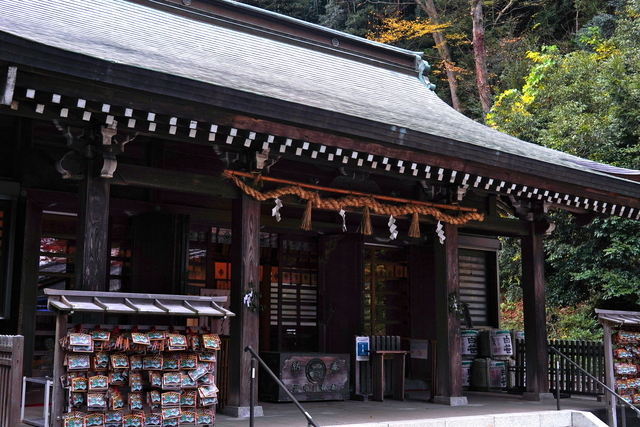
top-left (522, 392), bottom-right (555, 402)
top-left (221, 405), bottom-right (264, 418)
top-left (350, 393), bottom-right (370, 401)
top-left (433, 395), bottom-right (468, 406)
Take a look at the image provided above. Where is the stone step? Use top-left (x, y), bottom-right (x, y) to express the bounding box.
top-left (331, 410), bottom-right (607, 427)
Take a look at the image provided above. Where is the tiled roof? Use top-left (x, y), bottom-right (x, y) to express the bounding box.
top-left (2, 0), bottom-right (640, 214)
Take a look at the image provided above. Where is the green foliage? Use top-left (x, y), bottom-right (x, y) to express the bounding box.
top-left (494, 1), bottom-right (640, 338)
top-left (366, 14), bottom-right (450, 50)
top-left (238, 0), bottom-right (325, 23)
top-left (318, 0), bottom-right (347, 29)
top-left (498, 236), bottom-right (523, 302)
top-left (545, 215), bottom-right (640, 305)
top-left (489, 1), bottom-right (640, 167)
top-left (500, 299), bottom-right (524, 331)
top-left (240, 0), bottom-right (640, 339)
top-left (547, 304), bottom-right (602, 340)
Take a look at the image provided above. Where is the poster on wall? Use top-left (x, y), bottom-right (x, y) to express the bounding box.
top-left (356, 336), bottom-right (370, 361)
top-left (410, 340), bottom-right (429, 359)
top-left (200, 289), bottom-right (231, 335)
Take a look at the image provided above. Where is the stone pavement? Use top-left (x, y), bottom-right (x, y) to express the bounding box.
top-left (20, 390), bottom-right (612, 427)
top-left (213, 391), bottom-right (609, 427)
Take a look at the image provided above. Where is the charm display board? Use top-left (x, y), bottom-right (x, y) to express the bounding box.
top-left (596, 309), bottom-right (640, 427)
top-left (258, 352), bottom-right (349, 402)
top-left (44, 289), bottom-right (234, 427)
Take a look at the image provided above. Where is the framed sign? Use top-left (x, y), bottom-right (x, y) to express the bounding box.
top-left (356, 336), bottom-right (370, 361)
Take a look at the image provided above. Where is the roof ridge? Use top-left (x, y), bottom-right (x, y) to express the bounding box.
top-left (131, 0), bottom-right (424, 74)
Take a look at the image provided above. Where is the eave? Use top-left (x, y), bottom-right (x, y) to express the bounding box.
top-left (3, 50), bottom-right (640, 220)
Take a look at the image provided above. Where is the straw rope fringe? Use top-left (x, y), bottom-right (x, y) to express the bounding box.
top-left (224, 172), bottom-right (484, 236)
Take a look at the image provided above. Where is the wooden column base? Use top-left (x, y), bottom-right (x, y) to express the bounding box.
top-left (522, 392), bottom-right (555, 401)
top-left (221, 406), bottom-right (264, 418)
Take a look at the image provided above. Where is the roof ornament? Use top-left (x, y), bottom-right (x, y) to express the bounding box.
top-left (417, 57), bottom-right (436, 91)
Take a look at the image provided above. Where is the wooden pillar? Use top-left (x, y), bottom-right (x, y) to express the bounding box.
top-left (131, 211), bottom-right (178, 295)
top-left (408, 245), bottom-right (435, 389)
top-left (521, 223), bottom-right (553, 400)
top-left (433, 223), bottom-right (467, 405)
top-left (75, 154), bottom-right (110, 292)
top-left (225, 193), bottom-right (263, 417)
top-left (17, 197), bottom-right (42, 377)
top-left (319, 234), bottom-right (363, 355)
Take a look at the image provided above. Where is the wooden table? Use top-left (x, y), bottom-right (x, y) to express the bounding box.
top-left (369, 350), bottom-right (409, 401)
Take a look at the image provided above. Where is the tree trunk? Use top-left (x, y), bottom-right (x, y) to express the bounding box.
top-left (414, 0), bottom-right (461, 111)
top-left (471, 0), bottom-right (493, 115)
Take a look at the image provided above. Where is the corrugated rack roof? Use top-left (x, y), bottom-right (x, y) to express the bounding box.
top-left (596, 308), bottom-right (640, 326)
top-left (44, 289), bottom-right (234, 317)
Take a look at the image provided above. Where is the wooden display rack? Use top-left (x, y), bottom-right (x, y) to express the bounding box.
top-left (596, 309), bottom-right (640, 427)
top-left (44, 289), bottom-right (234, 427)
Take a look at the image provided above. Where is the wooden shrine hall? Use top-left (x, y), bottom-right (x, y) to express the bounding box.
top-left (3, 0), bottom-right (640, 418)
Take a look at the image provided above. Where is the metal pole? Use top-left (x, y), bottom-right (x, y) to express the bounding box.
top-left (555, 359), bottom-right (561, 411)
top-left (21, 376), bottom-right (26, 422)
top-left (250, 356), bottom-right (255, 427)
top-left (44, 379), bottom-right (52, 427)
top-left (550, 346), bottom-right (640, 416)
top-left (245, 346), bottom-right (320, 427)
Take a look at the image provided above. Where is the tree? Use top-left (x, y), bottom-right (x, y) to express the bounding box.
top-left (471, 0), bottom-right (492, 114)
top-left (489, 0), bottom-right (640, 337)
top-left (414, 0), bottom-right (462, 110)
top-left (239, 0), bottom-right (325, 23)
top-left (319, 0), bottom-right (347, 29)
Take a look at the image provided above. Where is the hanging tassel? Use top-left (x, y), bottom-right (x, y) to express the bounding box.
top-left (339, 208), bottom-right (347, 232)
top-left (301, 200), bottom-right (313, 230)
top-left (272, 197), bottom-right (283, 222)
top-left (408, 212), bottom-right (421, 238)
top-left (436, 220), bottom-right (446, 244)
top-left (252, 173), bottom-right (263, 188)
top-left (360, 206), bottom-right (372, 235)
top-left (388, 215), bottom-right (398, 240)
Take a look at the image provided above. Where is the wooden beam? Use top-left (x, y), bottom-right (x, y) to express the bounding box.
top-left (112, 164), bottom-right (239, 198)
top-left (461, 214), bottom-right (530, 237)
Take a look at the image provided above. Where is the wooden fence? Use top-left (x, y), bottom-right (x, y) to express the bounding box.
top-left (0, 335), bottom-right (24, 427)
top-left (511, 338), bottom-right (605, 396)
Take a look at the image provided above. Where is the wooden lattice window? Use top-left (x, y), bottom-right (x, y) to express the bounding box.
top-left (270, 235), bottom-right (318, 352)
top-left (363, 245), bottom-right (409, 336)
